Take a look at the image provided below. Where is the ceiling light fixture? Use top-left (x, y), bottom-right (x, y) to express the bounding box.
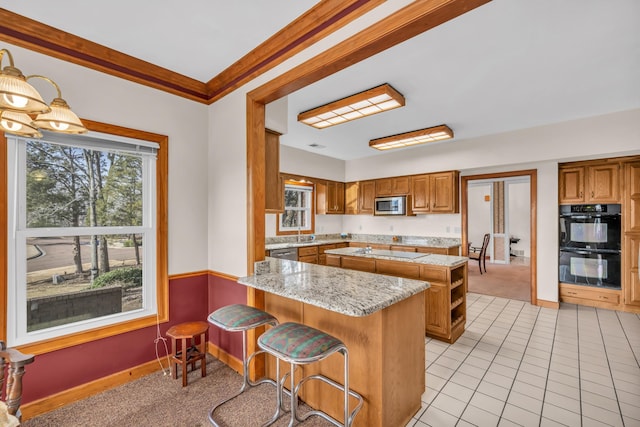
top-left (297, 83), bottom-right (405, 129)
top-left (0, 48), bottom-right (87, 138)
top-left (369, 124), bottom-right (454, 151)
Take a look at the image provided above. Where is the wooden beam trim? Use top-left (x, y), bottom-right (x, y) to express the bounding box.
top-left (207, 0), bottom-right (384, 102)
top-left (0, 9), bottom-right (209, 102)
top-left (249, 0), bottom-right (491, 104)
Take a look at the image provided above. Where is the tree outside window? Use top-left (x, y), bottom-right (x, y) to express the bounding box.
top-left (278, 182), bottom-right (313, 234)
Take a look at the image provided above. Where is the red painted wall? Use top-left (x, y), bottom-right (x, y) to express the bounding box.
top-left (207, 274), bottom-right (246, 359)
top-left (21, 274), bottom-right (210, 403)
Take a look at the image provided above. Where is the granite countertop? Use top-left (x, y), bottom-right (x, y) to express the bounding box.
top-left (265, 239), bottom-right (348, 250)
top-left (237, 257), bottom-right (430, 317)
top-left (324, 247), bottom-right (468, 268)
top-left (265, 236), bottom-right (461, 251)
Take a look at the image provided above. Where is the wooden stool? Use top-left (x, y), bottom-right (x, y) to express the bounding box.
top-left (166, 321), bottom-right (208, 387)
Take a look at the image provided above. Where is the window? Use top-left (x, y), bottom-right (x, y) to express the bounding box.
top-left (277, 181), bottom-right (314, 234)
top-left (4, 123), bottom-right (168, 350)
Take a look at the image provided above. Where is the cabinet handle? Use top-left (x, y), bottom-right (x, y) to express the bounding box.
top-left (579, 191), bottom-right (583, 198)
top-left (591, 191), bottom-right (594, 198)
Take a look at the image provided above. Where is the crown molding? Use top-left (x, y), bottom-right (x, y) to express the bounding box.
top-left (0, 1), bottom-right (383, 104)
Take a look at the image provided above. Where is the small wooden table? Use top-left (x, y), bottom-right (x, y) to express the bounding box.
top-left (166, 321), bottom-right (208, 387)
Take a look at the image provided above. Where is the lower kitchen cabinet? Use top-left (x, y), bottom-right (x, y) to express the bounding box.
top-left (420, 264), bottom-right (466, 343)
top-left (560, 283), bottom-right (621, 309)
top-left (298, 246), bottom-right (318, 264)
top-left (624, 234), bottom-right (640, 307)
top-left (318, 242), bottom-right (348, 265)
top-left (330, 254), bottom-right (467, 343)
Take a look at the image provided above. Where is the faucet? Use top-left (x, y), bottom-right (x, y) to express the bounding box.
top-left (297, 226), bottom-right (302, 242)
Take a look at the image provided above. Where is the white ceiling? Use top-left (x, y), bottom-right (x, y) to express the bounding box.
top-left (4, 0), bottom-right (640, 161)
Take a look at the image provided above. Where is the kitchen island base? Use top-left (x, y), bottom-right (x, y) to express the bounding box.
top-left (264, 291), bottom-right (425, 427)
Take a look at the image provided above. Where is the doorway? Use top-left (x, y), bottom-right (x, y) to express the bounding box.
top-left (462, 170), bottom-right (538, 305)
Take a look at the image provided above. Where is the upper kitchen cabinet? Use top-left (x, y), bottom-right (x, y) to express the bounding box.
top-left (375, 176), bottom-right (410, 197)
top-left (411, 171), bottom-right (459, 214)
top-left (345, 180), bottom-right (375, 214)
top-left (317, 180), bottom-right (344, 214)
top-left (265, 129), bottom-right (283, 213)
top-left (559, 161), bottom-right (620, 204)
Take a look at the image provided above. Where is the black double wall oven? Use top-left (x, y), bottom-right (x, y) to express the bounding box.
top-left (559, 204), bottom-right (621, 289)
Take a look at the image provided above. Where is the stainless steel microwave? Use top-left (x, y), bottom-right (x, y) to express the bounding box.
top-left (374, 196), bottom-right (406, 216)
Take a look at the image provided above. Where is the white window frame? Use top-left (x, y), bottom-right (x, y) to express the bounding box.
top-left (279, 183), bottom-right (313, 232)
top-left (6, 131), bottom-right (159, 346)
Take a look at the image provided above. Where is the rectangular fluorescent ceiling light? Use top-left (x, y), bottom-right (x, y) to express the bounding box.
top-left (298, 84), bottom-right (405, 129)
top-left (369, 125), bottom-right (454, 151)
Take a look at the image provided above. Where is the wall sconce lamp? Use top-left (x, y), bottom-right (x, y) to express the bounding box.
top-left (0, 48), bottom-right (87, 138)
top-left (297, 83), bottom-right (405, 129)
top-left (369, 124), bottom-right (454, 151)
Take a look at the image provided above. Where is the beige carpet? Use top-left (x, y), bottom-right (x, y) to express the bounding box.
top-left (467, 257), bottom-right (531, 302)
top-left (23, 356), bottom-right (333, 427)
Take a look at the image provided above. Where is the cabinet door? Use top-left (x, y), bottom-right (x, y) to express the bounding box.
top-left (425, 283), bottom-right (449, 337)
top-left (392, 176), bottom-right (411, 195)
top-left (345, 182), bottom-right (359, 214)
top-left (587, 163), bottom-right (620, 203)
top-left (265, 129), bottom-right (283, 213)
top-left (327, 181), bottom-right (345, 214)
top-left (429, 171), bottom-right (458, 213)
top-left (411, 175), bottom-right (430, 212)
top-left (559, 166), bottom-right (585, 204)
top-left (375, 178), bottom-right (392, 196)
top-left (359, 180), bottom-right (376, 214)
top-left (315, 180), bottom-right (327, 215)
top-left (625, 162), bottom-right (640, 233)
top-left (624, 234), bottom-right (640, 307)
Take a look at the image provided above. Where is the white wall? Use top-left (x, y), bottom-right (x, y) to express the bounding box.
top-left (6, 43), bottom-right (210, 276)
top-left (468, 184), bottom-right (492, 250)
top-left (508, 181), bottom-right (530, 257)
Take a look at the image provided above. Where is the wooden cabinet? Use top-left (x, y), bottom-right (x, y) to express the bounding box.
top-left (559, 283), bottom-right (621, 308)
top-left (624, 161), bottom-right (640, 308)
top-left (330, 253), bottom-right (467, 343)
top-left (411, 171), bottom-right (459, 214)
top-left (318, 242), bottom-right (348, 265)
top-left (375, 176), bottom-right (410, 196)
top-left (265, 129), bottom-right (283, 213)
top-left (623, 235), bottom-right (640, 307)
top-left (359, 180), bottom-right (375, 214)
top-left (420, 264), bottom-right (466, 343)
top-left (298, 246), bottom-right (318, 264)
top-left (376, 259), bottom-right (420, 279)
top-left (559, 161), bottom-right (620, 204)
top-left (345, 180), bottom-right (375, 215)
top-left (316, 180), bottom-right (344, 214)
top-left (341, 256), bottom-right (375, 272)
top-left (327, 181), bottom-right (344, 214)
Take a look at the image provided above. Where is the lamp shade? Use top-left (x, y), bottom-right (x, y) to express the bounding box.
top-left (32, 97), bottom-right (87, 134)
top-left (0, 65), bottom-right (50, 114)
top-left (0, 110), bottom-right (43, 138)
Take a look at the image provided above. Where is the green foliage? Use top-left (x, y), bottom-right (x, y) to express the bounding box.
top-left (91, 267), bottom-right (142, 289)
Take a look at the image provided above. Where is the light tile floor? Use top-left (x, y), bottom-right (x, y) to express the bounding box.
top-left (407, 293), bottom-right (640, 427)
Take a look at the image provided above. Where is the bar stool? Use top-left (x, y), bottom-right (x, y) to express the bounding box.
top-left (207, 304), bottom-right (279, 425)
top-left (166, 321), bottom-right (208, 387)
top-left (258, 322), bottom-right (363, 427)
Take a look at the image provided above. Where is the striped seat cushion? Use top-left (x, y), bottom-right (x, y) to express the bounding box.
top-left (258, 322), bottom-right (344, 363)
top-left (208, 304), bottom-right (277, 331)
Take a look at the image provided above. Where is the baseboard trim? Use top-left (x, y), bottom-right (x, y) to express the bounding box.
top-left (21, 358), bottom-right (161, 421)
top-left (536, 299), bottom-right (560, 309)
top-left (208, 341), bottom-right (243, 374)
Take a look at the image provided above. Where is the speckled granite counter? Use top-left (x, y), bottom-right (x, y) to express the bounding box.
top-left (265, 234), bottom-right (461, 251)
top-left (237, 257), bottom-right (429, 317)
top-left (324, 246), bottom-right (468, 268)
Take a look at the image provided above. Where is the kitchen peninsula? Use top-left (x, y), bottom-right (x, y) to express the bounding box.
top-left (238, 257), bottom-right (429, 427)
top-left (324, 246), bottom-right (468, 344)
